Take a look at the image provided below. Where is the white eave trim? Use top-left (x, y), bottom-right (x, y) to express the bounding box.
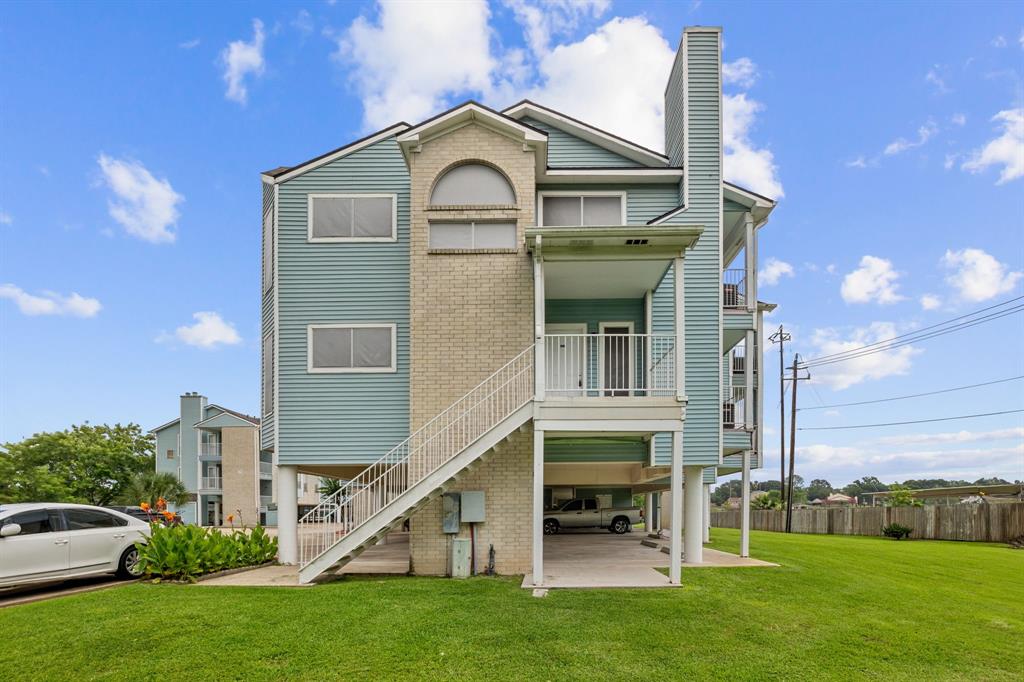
top-left (503, 101), bottom-right (670, 168)
top-left (397, 103), bottom-right (547, 146)
top-left (268, 123), bottom-right (411, 185)
top-left (723, 181), bottom-right (776, 210)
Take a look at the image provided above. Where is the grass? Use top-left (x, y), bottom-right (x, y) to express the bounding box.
top-left (1, 529), bottom-right (1020, 681)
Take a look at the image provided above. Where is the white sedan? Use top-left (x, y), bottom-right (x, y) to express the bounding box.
top-left (0, 503), bottom-right (150, 587)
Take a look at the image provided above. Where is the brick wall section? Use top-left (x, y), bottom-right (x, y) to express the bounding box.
top-left (220, 426), bottom-right (257, 526)
top-left (407, 122), bottom-right (537, 575)
top-left (409, 428), bottom-right (533, 575)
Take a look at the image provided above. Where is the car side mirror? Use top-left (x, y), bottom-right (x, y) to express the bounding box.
top-left (0, 523), bottom-right (22, 538)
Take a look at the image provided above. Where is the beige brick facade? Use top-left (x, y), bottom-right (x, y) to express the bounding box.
top-left (407, 122), bottom-right (537, 575)
top-left (220, 426), bottom-right (258, 526)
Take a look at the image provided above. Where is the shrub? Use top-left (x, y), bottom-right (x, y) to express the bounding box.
top-left (882, 523), bottom-right (913, 540)
top-left (136, 524), bottom-right (278, 582)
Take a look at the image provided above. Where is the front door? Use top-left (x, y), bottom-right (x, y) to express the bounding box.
top-left (600, 324), bottom-right (632, 396)
top-left (545, 323), bottom-right (587, 396)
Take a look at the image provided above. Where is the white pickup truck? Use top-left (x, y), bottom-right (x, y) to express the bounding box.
top-left (543, 498), bottom-right (641, 535)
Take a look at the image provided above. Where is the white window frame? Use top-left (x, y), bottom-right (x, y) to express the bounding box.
top-left (537, 191), bottom-right (627, 227)
top-left (428, 221), bottom-right (518, 251)
top-left (307, 193), bottom-right (398, 243)
top-left (307, 323), bottom-right (398, 374)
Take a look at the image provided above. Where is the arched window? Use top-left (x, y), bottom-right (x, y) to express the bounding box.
top-left (430, 163), bottom-right (515, 205)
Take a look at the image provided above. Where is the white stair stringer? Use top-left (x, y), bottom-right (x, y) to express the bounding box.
top-left (298, 402), bottom-right (534, 584)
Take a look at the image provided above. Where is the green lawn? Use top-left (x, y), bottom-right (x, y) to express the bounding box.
top-left (1, 529), bottom-right (1020, 681)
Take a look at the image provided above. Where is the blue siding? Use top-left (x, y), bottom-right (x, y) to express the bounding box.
top-left (261, 181), bottom-right (275, 451)
top-left (546, 298), bottom-right (645, 333)
top-left (545, 438), bottom-right (649, 463)
top-left (522, 117), bottom-right (644, 168)
top-left (275, 137), bottom-right (410, 466)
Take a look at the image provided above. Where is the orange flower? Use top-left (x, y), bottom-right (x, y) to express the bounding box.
top-left (156, 497), bottom-right (167, 511)
top-left (161, 510), bottom-right (175, 521)
top-left (140, 502), bottom-right (151, 512)
top-left (227, 514), bottom-right (235, 524)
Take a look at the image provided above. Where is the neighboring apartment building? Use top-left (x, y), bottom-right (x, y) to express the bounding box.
top-left (261, 26), bottom-right (775, 585)
top-left (151, 392), bottom-right (319, 526)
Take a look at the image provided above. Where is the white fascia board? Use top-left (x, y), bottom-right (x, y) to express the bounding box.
top-left (397, 103), bottom-right (546, 146)
top-left (271, 123), bottom-right (411, 185)
top-left (541, 168), bottom-right (683, 185)
top-left (503, 102), bottom-right (670, 168)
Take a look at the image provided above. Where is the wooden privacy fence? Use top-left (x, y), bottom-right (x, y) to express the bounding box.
top-left (710, 503), bottom-right (1024, 542)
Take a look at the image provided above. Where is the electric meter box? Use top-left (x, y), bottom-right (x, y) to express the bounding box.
top-left (460, 491), bottom-right (485, 523)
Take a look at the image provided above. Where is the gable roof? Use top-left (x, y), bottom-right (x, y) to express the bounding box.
top-left (503, 100), bottom-right (669, 168)
top-left (261, 122), bottom-right (411, 184)
top-left (194, 411), bottom-right (259, 430)
top-left (149, 403), bottom-right (260, 434)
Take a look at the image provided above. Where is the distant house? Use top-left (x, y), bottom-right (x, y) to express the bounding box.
top-left (725, 490), bottom-right (767, 509)
top-left (824, 493), bottom-right (855, 506)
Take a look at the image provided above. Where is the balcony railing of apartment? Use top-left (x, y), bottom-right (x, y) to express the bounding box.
top-left (201, 476), bottom-right (222, 490)
top-left (199, 443), bottom-right (221, 458)
top-left (722, 386), bottom-right (749, 429)
top-left (722, 269), bottom-right (747, 308)
top-left (544, 333), bottom-right (676, 397)
top-left (259, 495), bottom-right (273, 508)
top-left (731, 344), bottom-right (759, 373)
top-left (259, 461), bottom-right (273, 476)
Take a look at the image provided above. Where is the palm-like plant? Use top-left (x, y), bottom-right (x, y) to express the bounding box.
top-left (119, 471), bottom-right (190, 508)
top-left (317, 477), bottom-right (345, 498)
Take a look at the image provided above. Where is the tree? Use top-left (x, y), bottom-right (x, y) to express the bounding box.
top-left (885, 485), bottom-right (923, 508)
top-left (318, 477), bottom-right (345, 498)
top-left (711, 479), bottom-right (744, 505)
top-left (119, 471), bottom-right (190, 508)
top-left (806, 479), bottom-right (834, 502)
top-left (842, 476), bottom-right (889, 499)
top-left (752, 491), bottom-right (782, 510)
top-left (0, 423), bottom-right (154, 505)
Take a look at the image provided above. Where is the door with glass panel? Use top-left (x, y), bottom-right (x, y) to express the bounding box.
top-left (600, 324), bottom-right (632, 397)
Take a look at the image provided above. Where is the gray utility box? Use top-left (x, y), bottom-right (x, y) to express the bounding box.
top-left (451, 538), bottom-right (471, 578)
top-left (442, 493), bottom-right (461, 533)
top-left (460, 491), bottom-right (485, 523)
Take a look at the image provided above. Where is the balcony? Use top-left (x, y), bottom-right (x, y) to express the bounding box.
top-left (544, 333), bottom-right (676, 398)
top-left (201, 476), bottom-right (222, 490)
top-left (722, 386), bottom-right (750, 430)
top-left (259, 495), bottom-right (273, 509)
top-left (199, 443), bottom-right (221, 458)
top-left (259, 461), bottom-right (273, 477)
top-left (722, 269), bottom-right (747, 308)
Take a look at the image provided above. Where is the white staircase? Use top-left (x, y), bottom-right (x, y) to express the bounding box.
top-left (297, 346), bottom-right (535, 584)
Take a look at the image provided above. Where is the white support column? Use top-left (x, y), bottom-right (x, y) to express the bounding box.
top-left (669, 431), bottom-right (684, 584)
top-left (644, 289), bottom-right (653, 394)
top-left (744, 211), bottom-right (756, 312)
top-left (756, 312), bottom-right (765, 465)
top-left (277, 464), bottom-right (298, 565)
top-left (744, 329), bottom-right (755, 429)
top-left (684, 465), bottom-right (704, 564)
top-left (673, 256), bottom-right (686, 401)
top-left (533, 245), bottom-right (546, 402)
top-left (644, 492), bottom-right (655, 533)
top-left (532, 428), bottom-right (544, 586)
top-left (703, 482), bottom-right (711, 543)
top-left (740, 449), bottom-right (751, 557)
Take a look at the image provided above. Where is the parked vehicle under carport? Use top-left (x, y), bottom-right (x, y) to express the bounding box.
top-left (543, 498), bottom-right (641, 535)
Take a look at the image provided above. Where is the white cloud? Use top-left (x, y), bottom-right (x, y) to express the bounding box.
top-left (179, 38), bottom-right (200, 50)
top-left (220, 19), bottom-right (266, 105)
top-left (825, 264), bottom-right (837, 275)
top-left (0, 284), bottom-right (101, 318)
top-left (845, 155), bottom-right (870, 169)
top-left (760, 257), bottom-right (794, 287)
top-left (943, 153), bottom-right (959, 170)
top-left (992, 35), bottom-right (1007, 48)
top-left (722, 57), bottom-right (758, 88)
top-left (171, 312), bottom-right (241, 349)
top-left (919, 294), bottom-right (942, 310)
top-left (723, 92), bottom-right (784, 198)
top-left (961, 108), bottom-right (1024, 184)
top-left (337, 0), bottom-right (497, 130)
top-left (0, 211), bottom-right (11, 225)
top-left (841, 255), bottom-right (904, 304)
top-left (503, 0), bottom-right (609, 56)
top-left (941, 248), bottom-right (1022, 301)
top-left (951, 113), bottom-right (966, 126)
top-left (807, 322), bottom-right (920, 390)
top-left (925, 67), bottom-right (950, 94)
top-left (525, 17), bottom-right (674, 152)
top-left (884, 119), bottom-right (938, 155)
top-left (875, 427), bottom-right (1024, 447)
top-left (291, 9), bottom-right (313, 35)
top-left (97, 155), bottom-right (182, 244)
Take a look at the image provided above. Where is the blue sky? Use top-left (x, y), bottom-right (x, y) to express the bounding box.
top-left (1, 1), bottom-right (1022, 488)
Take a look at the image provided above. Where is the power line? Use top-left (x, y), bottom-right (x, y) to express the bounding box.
top-left (798, 375), bottom-right (1024, 411)
top-left (798, 296), bottom-right (1024, 367)
top-left (797, 409), bottom-right (1024, 431)
top-left (801, 305), bottom-right (1024, 369)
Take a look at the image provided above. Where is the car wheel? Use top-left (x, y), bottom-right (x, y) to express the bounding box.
top-left (610, 518), bottom-right (630, 534)
top-left (543, 519), bottom-right (559, 535)
top-left (117, 546), bottom-right (142, 579)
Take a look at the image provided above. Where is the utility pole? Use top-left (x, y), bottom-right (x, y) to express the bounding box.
top-left (768, 326), bottom-right (790, 503)
top-left (785, 354), bottom-right (810, 532)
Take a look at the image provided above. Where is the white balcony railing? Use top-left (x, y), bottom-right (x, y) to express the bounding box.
top-left (259, 461), bottom-right (273, 476)
top-left (723, 269), bottom-right (747, 308)
top-left (723, 386), bottom-right (749, 429)
top-left (199, 442), bottom-right (221, 458)
top-left (544, 334), bottom-right (675, 397)
top-left (201, 476), bottom-right (222, 490)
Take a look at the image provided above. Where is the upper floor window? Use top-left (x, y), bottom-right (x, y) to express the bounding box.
top-left (430, 163), bottom-right (515, 206)
top-left (308, 194), bottom-right (396, 242)
top-left (308, 323), bottom-right (397, 374)
top-left (429, 222), bottom-right (517, 251)
top-left (539, 193), bottom-right (625, 227)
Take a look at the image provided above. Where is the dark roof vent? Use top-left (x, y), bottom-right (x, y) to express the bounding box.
top-left (625, 239), bottom-right (649, 246)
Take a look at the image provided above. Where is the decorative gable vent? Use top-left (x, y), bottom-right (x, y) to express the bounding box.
top-left (625, 239), bottom-right (649, 246)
